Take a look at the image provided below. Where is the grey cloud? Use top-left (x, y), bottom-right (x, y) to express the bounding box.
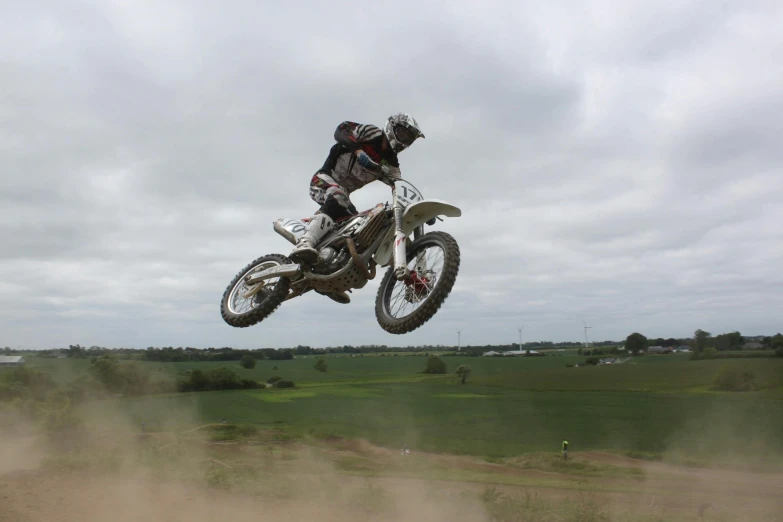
top-left (1, 0), bottom-right (782, 349)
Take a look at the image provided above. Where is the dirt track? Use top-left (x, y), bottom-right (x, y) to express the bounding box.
top-left (2, 443), bottom-right (782, 522)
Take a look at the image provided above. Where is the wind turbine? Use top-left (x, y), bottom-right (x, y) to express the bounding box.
top-left (457, 329), bottom-right (462, 352)
top-left (517, 326), bottom-right (524, 351)
top-left (583, 320), bottom-right (592, 351)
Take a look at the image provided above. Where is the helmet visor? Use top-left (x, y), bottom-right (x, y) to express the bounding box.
top-left (393, 124), bottom-right (420, 148)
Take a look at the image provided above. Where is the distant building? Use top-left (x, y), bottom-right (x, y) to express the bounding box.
top-left (648, 346), bottom-right (673, 354)
top-left (598, 357), bottom-right (618, 365)
top-left (482, 351), bottom-right (502, 357)
top-left (0, 356), bottom-right (25, 367)
top-left (743, 342), bottom-right (764, 350)
top-left (502, 350), bottom-right (543, 357)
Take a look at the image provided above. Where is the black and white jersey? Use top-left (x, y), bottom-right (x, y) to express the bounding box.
top-left (320, 121), bottom-right (400, 193)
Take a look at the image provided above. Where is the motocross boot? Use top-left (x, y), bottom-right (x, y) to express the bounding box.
top-left (289, 214), bottom-right (333, 264)
top-left (316, 289), bottom-right (351, 304)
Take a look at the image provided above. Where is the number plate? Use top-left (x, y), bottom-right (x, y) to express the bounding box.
top-left (396, 181), bottom-right (423, 208)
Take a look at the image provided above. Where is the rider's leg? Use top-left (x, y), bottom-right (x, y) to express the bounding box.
top-left (290, 173), bottom-right (356, 304)
top-left (289, 213), bottom-right (334, 264)
top-left (290, 173), bottom-right (349, 264)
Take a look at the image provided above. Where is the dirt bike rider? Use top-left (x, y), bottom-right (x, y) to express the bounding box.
top-left (289, 113), bottom-right (425, 304)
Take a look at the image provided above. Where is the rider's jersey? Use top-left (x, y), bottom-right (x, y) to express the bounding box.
top-left (320, 121), bottom-right (401, 194)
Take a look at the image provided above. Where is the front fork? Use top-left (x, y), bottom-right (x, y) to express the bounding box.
top-left (392, 205), bottom-right (410, 281)
top-left (392, 204), bottom-right (427, 281)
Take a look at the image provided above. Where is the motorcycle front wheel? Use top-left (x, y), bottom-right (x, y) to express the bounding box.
top-left (375, 231), bottom-right (460, 334)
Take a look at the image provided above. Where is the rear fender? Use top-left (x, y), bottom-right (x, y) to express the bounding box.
top-left (373, 199), bottom-right (461, 266)
top-left (274, 218), bottom-right (307, 245)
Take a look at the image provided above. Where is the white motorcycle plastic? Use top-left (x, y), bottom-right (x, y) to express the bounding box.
top-left (220, 178), bottom-right (461, 334)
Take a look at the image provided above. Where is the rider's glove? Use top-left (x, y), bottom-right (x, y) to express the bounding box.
top-left (356, 151), bottom-right (380, 172)
top-left (380, 164), bottom-right (401, 185)
top-left (381, 164), bottom-right (400, 178)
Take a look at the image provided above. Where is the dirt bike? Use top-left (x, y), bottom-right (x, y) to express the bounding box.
top-left (220, 178), bottom-right (461, 334)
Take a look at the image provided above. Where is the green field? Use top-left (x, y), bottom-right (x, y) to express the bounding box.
top-left (25, 353), bottom-right (774, 471)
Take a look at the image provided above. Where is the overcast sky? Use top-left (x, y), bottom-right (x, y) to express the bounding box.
top-left (2, 0), bottom-right (781, 350)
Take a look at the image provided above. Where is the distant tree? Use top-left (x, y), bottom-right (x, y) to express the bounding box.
top-left (183, 369), bottom-right (211, 391)
top-left (424, 355), bottom-right (447, 374)
top-left (663, 338), bottom-right (678, 347)
top-left (87, 355), bottom-right (123, 392)
top-left (239, 355), bottom-right (256, 369)
top-left (625, 333), bottom-right (648, 355)
top-left (653, 338), bottom-right (665, 347)
top-left (577, 347), bottom-right (583, 356)
top-left (67, 344), bottom-right (85, 359)
top-left (314, 357), bottom-right (328, 373)
top-left (694, 329), bottom-right (712, 353)
top-left (455, 365), bottom-right (472, 384)
top-left (714, 331), bottom-right (743, 351)
top-left (209, 367), bottom-right (242, 390)
top-left (770, 334), bottom-right (783, 357)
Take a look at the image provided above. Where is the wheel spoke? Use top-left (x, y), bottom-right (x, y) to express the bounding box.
top-left (384, 244), bottom-right (445, 320)
top-left (228, 261), bottom-right (282, 315)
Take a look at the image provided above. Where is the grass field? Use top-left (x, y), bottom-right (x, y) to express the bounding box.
top-left (6, 352), bottom-right (783, 521)
top-left (32, 353), bottom-right (777, 471)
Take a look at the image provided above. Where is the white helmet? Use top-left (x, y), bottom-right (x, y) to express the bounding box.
top-left (384, 113), bottom-right (425, 153)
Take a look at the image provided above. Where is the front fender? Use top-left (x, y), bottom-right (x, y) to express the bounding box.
top-left (373, 199), bottom-right (461, 266)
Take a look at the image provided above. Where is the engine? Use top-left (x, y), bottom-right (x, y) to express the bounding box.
top-left (311, 246), bottom-right (350, 275)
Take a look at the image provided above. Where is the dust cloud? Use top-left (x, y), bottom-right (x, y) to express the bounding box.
top-left (0, 397), bottom-right (492, 522)
top-left (2, 380), bottom-right (783, 521)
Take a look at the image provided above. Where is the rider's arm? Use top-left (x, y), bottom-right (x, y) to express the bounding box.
top-left (355, 149), bottom-right (382, 173)
top-left (333, 121), bottom-right (363, 152)
top-left (333, 121), bottom-right (391, 177)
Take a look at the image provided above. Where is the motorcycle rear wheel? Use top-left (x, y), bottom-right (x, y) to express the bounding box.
top-left (220, 254), bottom-right (291, 328)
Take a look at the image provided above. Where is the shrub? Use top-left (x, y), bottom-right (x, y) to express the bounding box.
top-left (208, 367), bottom-right (241, 390)
top-left (266, 376), bottom-right (282, 384)
top-left (239, 355), bottom-right (256, 369)
top-left (274, 380), bottom-right (295, 389)
top-left (314, 357), bottom-right (328, 373)
top-left (712, 366), bottom-right (759, 392)
top-left (423, 355), bottom-right (446, 374)
top-left (85, 355), bottom-right (168, 396)
top-left (179, 367), bottom-right (258, 392)
top-left (455, 364), bottom-right (472, 384)
top-left (0, 366), bottom-right (58, 401)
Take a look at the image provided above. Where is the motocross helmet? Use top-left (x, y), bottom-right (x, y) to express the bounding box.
top-left (384, 113), bottom-right (425, 153)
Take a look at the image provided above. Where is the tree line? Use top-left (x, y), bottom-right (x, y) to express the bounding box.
top-left (5, 332), bottom-right (780, 362)
top-left (622, 330), bottom-right (783, 357)
top-left (11, 343), bottom-right (594, 361)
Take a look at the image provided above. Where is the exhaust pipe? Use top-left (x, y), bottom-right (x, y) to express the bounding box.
top-left (244, 263), bottom-right (301, 286)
